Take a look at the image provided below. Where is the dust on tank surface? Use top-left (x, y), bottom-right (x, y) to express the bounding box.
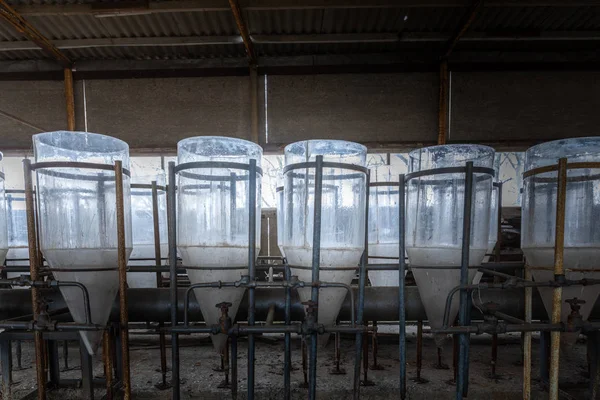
top-left (177, 136), bottom-right (262, 353)
top-left (282, 140), bottom-right (367, 347)
top-left (34, 131), bottom-right (132, 355)
top-left (522, 137), bottom-right (600, 348)
top-left (368, 164), bottom-right (401, 287)
top-left (406, 144), bottom-right (494, 346)
top-left (128, 172), bottom-right (168, 288)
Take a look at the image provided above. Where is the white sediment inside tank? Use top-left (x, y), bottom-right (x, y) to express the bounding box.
top-left (181, 246), bottom-right (249, 352)
top-left (44, 248), bottom-right (130, 355)
top-left (285, 247), bottom-right (362, 347)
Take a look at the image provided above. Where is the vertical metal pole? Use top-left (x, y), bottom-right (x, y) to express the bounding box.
top-left (284, 265), bottom-right (292, 400)
top-left (47, 340), bottom-right (60, 387)
top-left (309, 155), bottom-right (324, 400)
top-left (151, 181), bottom-right (163, 287)
top-left (1, 340), bottom-right (12, 398)
top-left (231, 336), bottom-right (238, 400)
top-left (590, 331), bottom-right (600, 399)
top-left (103, 330), bottom-right (113, 400)
top-left (540, 330), bottom-right (550, 385)
top-left (437, 60), bottom-right (449, 145)
top-left (523, 266), bottom-right (532, 400)
top-left (354, 168), bottom-right (370, 399)
top-left (167, 162), bottom-right (180, 400)
top-left (247, 159), bottom-right (257, 400)
top-left (24, 159), bottom-right (46, 400)
top-left (80, 339), bottom-right (94, 400)
top-left (64, 67), bottom-right (76, 131)
top-left (249, 65), bottom-right (260, 144)
top-left (114, 160), bottom-right (131, 400)
top-left (398, 174), bottom-right (407, 399)
top-left (494, 181), bottom-right (503, 261)
top-left (457, 161), bottom-right (474, 400)
top-left (549, 158), bottom-right (568, 400)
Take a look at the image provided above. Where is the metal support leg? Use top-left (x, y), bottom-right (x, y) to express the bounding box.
top-left (15, 340), bottom-right (24, 371)
top-left (370, 321), bottom-right (384, 371)
top-left (80, 340), bottom-right (94, 400)
top-left (589, 331), bottom-right (600, 399)
top-left (1, 339), bottom-right (12, 398)
top-left (360, 329), bottom-right (374, 386)
top-left (300, 338), bottom-right (308, 388)
top-left (103, 331), bottom-right (113, 400)
top-left (413, 320), bottom-right (428, 384)
top-left (489, 333), bottom-right (499, 380)
top-left (231, 336), bottom-right (238, 400)
top-left (47, 340), bottom-right (60, 388)
top-left (540, 330), bottom-right (550, 386)
top-left (329, 332), bottom-right (346, 375)
top-left (218, 339), bottom-right (231, 389)
top-left (61, 341), bottom-right (70, 372)
top-left (155, 323), bottom-right (171, 390)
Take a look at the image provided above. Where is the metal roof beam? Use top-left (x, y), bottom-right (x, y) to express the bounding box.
top-left (442, 0), bottom-right (483, 59)
top-left (13, 0), bottom-right (600, 16)
top-left (1, 32), bottom-right (599, 52)
top-left (228, 0), bottom-right (255, 63)
top-left (0, 0), bottom-right (72, 67)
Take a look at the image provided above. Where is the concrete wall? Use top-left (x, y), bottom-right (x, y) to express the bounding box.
top-left (450, 71), bottom-right (600, 143)
top-left (263, 73), bottom-right (439, 146)
top-left (0, 71), bottom-right (598, 152)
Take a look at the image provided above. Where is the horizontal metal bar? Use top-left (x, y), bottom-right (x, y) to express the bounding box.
top-left (13, 1), bottom-right (600, 17)
top-left (405, 166), bottom-right (494, 181)
top-left (30, 161), bottom-right (131, 176)
top-left (175, 160), bottom-right (263, 175)
top-left (523, 161), bottom-right (600, 178)
top-left (283, 161), bottom-right (368, 175)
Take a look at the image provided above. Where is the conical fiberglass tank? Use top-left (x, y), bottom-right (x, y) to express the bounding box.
top-left (522, 137), bottom-right (600, 346)
top-left (128, 172), bottom-right (168, 288)
top-left (368, 164), bottom-right (401, 287)
top-left (282, 140), bottom-right (367, 346)
top-left (406, 145), bottom-right (494, 345)
top-left (177, 137), bottom-right (262, 353)
top-left (34, 131), bottom-right (132, 355)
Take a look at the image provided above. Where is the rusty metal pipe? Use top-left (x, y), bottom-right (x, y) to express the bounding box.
top-left (549, 158), bottom-right (568, 400)
top-left (23, 158), bottom-right (46, 400)
top-left (64, 67), bottom-right (75, 131)
top-left (103, 330), bottom-right (113, 400)
top-left (115, 160), bottom-right (132, 400)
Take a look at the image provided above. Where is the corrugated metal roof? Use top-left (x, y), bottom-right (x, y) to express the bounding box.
top-left (472, 6), bottom-right (600, 32)
top-left (0, 3), bottom-right (598, 62)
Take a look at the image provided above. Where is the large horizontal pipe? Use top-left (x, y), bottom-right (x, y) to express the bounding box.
top-left (0, 286), bottom-right (567, 324)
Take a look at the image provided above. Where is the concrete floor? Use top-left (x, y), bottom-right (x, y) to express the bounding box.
top-left (2, 330), bottom-right (592, 399)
